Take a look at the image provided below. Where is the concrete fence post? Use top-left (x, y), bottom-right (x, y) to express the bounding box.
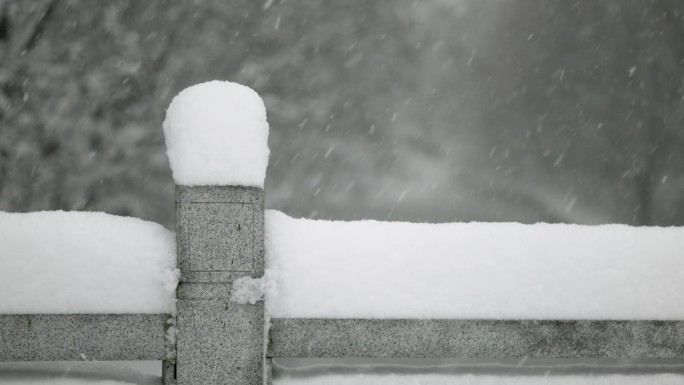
top-left (175, 185), bottom-right (265, 384)
top-left (163, 81), bottom-right (270, 385)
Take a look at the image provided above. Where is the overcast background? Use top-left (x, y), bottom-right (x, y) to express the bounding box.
top-left (1, 0), bottom-right (683, 230)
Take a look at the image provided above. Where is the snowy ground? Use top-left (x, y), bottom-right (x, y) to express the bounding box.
top-left (2, 360), bottom-right (684, 385)
top-left (0, 361), bottom-right (160, 385)
top-left (3, 373), bottom-right (684, 385)
top-left (275, 373), bottom-right (684, 385)
top-left (6, 374), bottom-right (684, 385)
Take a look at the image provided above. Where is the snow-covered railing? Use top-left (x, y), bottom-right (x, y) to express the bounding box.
top-left (264, 213), bottom-right (684, 363)
top-left (162, 81), bottom-right (684, 385)
top-left (2, 81), bottom-right (683, 385)
top-left (0, 211), bottom-right (178, 383)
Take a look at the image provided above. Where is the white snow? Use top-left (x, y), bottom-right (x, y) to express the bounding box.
top-left (265, 210), bottom-right (684, 319)
top-left (165, 318), bottom-right (178, 360)
top-left (0, 211), bottom-right (178, 314)
top-left (162, 80), bottom-right (270, 187)
top-left (274, 374), bottom-right (684, 385)
top-left (230, 276), bottom-right (266, 305)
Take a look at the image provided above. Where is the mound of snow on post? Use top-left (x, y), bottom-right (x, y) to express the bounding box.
top-left (265, 210), bottom-right (684, 319)
top-left (0, 211), bottom-right (178, 314)
top-left (163, 80), bottom-right (270, 187)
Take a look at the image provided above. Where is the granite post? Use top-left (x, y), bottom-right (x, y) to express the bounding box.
top-left (175, 185), bottom-right (265, 385)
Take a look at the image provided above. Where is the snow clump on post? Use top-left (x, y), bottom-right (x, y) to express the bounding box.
top-left (163, 81), bottom-right (270, 187)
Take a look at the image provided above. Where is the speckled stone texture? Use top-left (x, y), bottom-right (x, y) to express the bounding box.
top-left (268, 319), bottom-right (684, 359)
top-left (0, 314), bottom-right (168, 361)
top-left (176, 185), bottom-right (265, 275)
top-left (176, 185), bottom-right (265, 385)
top-left (177, 300), bottom-right (264, 385)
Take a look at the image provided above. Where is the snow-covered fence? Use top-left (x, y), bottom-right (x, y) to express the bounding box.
top-left (2, 81), bottom-right (683, 385)
top-left (0, 211), bottom-right (178, 384)
top-left (264, 215), bottom-right (684, 365)
top-left (162, 81), bottom-right (684, 384)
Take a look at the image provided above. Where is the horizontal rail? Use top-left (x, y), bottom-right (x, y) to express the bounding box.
top-left (0, 314), bottom-right (170, 361)
top-left (268, 319), bottom-right (684, 359)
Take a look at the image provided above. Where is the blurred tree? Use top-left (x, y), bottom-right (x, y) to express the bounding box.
top-left (433, 0), bottom-right (684, 224)
top-left (1, 0), bottom-right (682, 227)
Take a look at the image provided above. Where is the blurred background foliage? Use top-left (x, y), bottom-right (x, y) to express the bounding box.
top-left (1, 0), bottom-right (683, 229)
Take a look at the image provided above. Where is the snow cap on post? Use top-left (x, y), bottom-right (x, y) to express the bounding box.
top-left (163, 81), bottom-right (270, 187)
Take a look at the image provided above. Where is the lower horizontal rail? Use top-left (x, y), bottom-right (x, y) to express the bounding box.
top-left (0, 314), bottom-right (170, 361)
top-left (268, 319), bottom-right (684, 359)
